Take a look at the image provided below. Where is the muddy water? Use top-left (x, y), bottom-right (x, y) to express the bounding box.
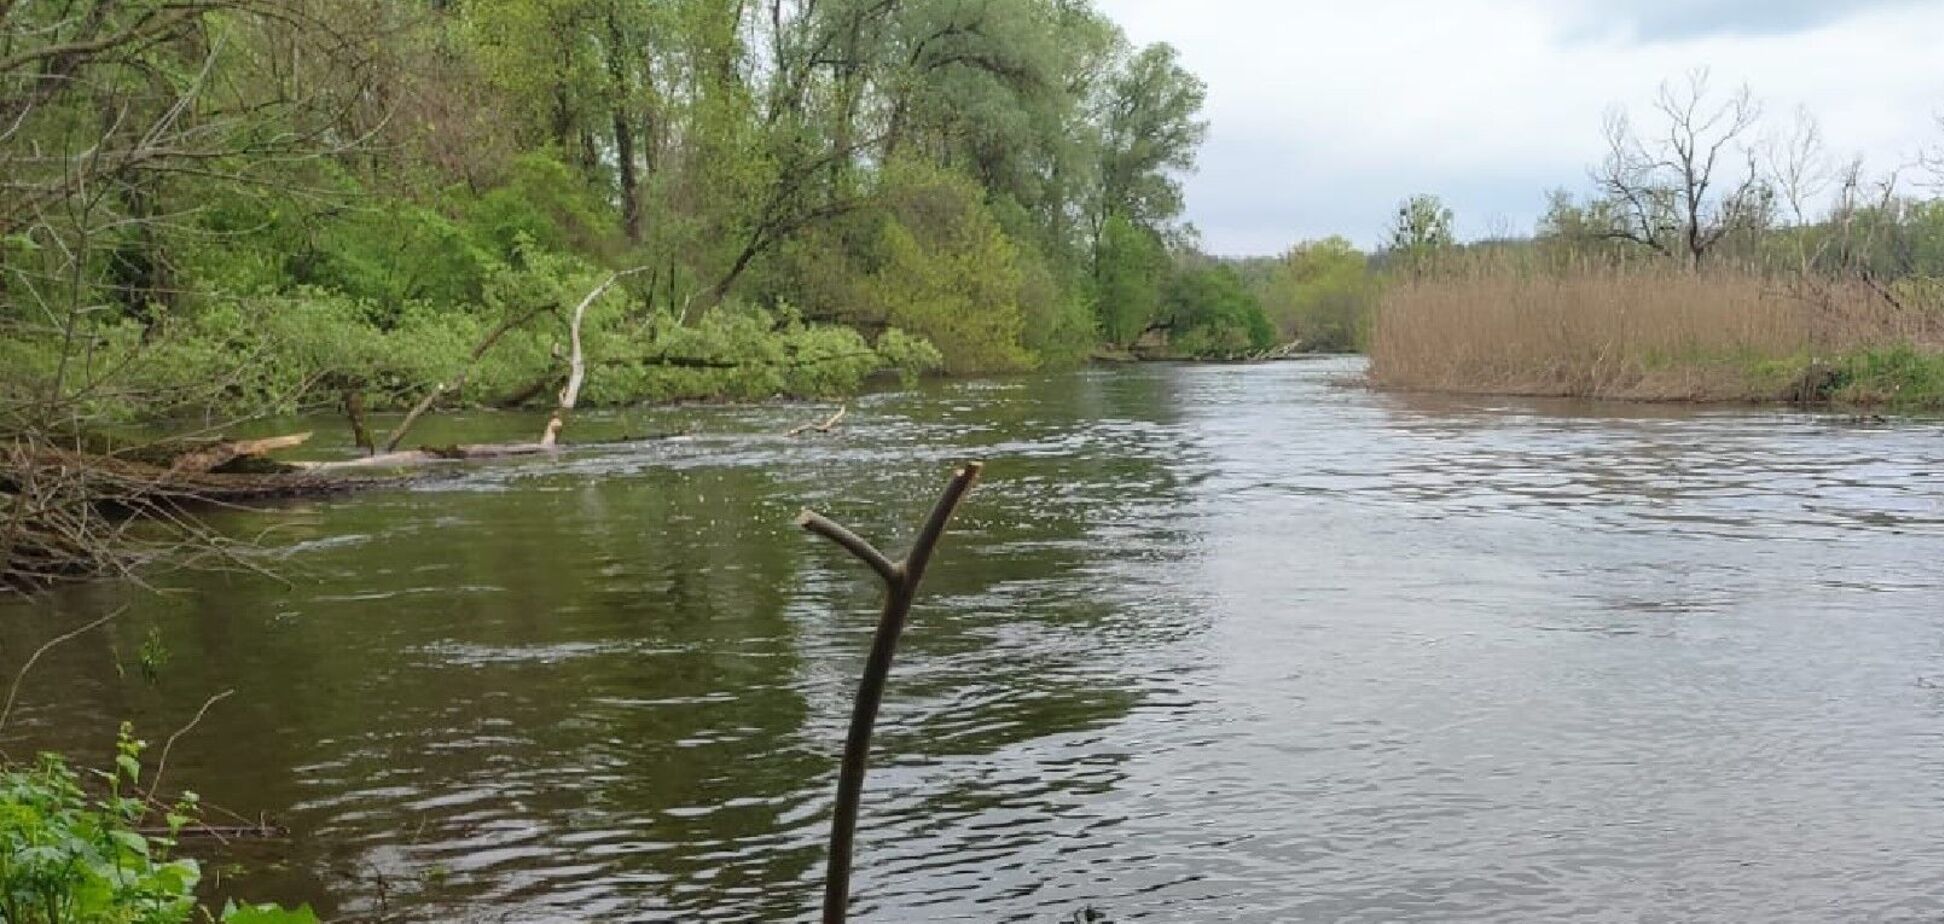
top-left (7, 358), bottom-right (1944, 922)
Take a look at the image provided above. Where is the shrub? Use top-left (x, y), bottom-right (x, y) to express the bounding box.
top-left (1164, 265), bottom-right (1274, 357)
top-left (0, 725), bottom-right (316, 924)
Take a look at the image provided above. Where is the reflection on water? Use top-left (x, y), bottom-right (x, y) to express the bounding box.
top-left (7, 359), bottom-right (1944, 922)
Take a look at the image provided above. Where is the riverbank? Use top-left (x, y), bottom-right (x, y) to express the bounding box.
top-left (1367, 268), bottom-right (1944, 411)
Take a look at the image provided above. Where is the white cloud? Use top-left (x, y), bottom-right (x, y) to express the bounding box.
top-left (1095, 0), bottom-right (1944, 254)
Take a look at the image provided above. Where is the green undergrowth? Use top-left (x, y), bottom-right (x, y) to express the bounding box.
top-left (0, 724), bottom-right (316, 924)
top-left (0, 245), bottom-right (943, 423)
top-left (1825, 346), bottom-right (1944, 411)
top-left (1752, 345), bottom-right (1944, 412)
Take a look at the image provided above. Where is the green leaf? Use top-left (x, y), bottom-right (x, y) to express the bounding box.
top-left (223, 902), bottom-right (322, 923)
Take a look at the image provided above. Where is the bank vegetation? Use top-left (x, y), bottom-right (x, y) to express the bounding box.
top-left (1368, 71), bottom-right (1944, 410)
top-left (0, 0), bottom-right (1252, 592)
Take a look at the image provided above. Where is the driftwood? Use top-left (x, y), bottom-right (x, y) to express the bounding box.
top-left (344, 390), bottom-right (375, 455)
top-left (382, 304), bottom-right (555, 453)
top-left (542, 270), bottom-right (618, 448)
top-left (166, 432), bottom-right (312, 475)
top-left (290, 429), bottom-right (565, 471)
top-left (786, 405), bottom-right (847, 437)
top-left (292, 284), bottom-right (643, 468)
top-left (6, 445), bottom-right (358, 502)
top-left (1247, 339), bottom-right (1307, 362)
top-left (798, 462), bottom-right (983, 924)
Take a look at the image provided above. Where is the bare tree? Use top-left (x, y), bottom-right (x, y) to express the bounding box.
top-left (1923, 115), bottom-right (1944, 192)
top-left (1593, 69), bottom-right (1766, 270)
top-left (1763, 106), bottom-right (1832, 273)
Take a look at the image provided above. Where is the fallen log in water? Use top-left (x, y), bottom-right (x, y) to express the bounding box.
top-left (167, 432), bottom-right (314, 475)
top-left (2, 273), bottom-right (662, 591)
top-left (1, 439), bottom-right (402, 592)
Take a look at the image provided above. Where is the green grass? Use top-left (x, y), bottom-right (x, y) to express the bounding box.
top-left (1830, 345), bottom-right (1944, 411)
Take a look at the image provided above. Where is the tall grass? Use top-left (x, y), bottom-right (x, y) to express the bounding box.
top-left (1368, 263), bottom-right (1944, 405)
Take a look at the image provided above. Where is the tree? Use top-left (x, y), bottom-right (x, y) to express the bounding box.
top-left (1162, 262), bottom-right (1272, 356)
top-left (1385, 194), bottom-right (1455, 277)
top-left (1594, 69), bottom-right (1767, 270)
top-left (1092, 214), bottom-right (1167, 346)
top-left (1260, 237), bottom-right (1377, 351)
top-left (856, 165), bottom-right (1035, 374)
top-left (1093, 42), bottom-right (1208, 236)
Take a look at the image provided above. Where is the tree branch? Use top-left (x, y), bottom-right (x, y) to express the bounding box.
top-left (800, 461), bottom-right (984, 924)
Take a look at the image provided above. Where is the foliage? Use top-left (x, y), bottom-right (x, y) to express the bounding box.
top-left (1092, 216), bottom-right (1168, 346)
top-left (0, 726), bottom-right (316, 924)
top-left (1256, 237), bottom-right (1380, 351)
top-left (0, 0), bottom-right (1216, 426)
top-left (1386, 194), bottom-right (1456, 265)
top-left (596, 305), bottom-right (942, 403)
top-left (860, 167), bottom-right (1037, 374)
top-left (1830, 345), bottom-right (1944, 411)
top-left (1163, 265), bottom-right (1274, 357)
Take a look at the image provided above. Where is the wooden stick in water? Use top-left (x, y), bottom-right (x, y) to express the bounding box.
top-left (797, 461), bottom-right (984, 924)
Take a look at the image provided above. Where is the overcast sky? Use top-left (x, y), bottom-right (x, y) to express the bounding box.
top-left (1094, 0), bottom-right (1944, 255)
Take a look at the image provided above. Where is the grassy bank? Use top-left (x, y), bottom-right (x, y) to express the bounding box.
top-left (1368, 267), bottom-right (1944, 411)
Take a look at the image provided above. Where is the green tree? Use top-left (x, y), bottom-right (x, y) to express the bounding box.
top-left (1093, 215), bottom-right (1168, 346)
top-left (1388, 194), bottom-right (1456, 254)
top-left (1260, 237), bottom-right (1378, 351)
top-left (1164, 264), bottom-right (1273, 356)
top-left (1095, 43), bottom-right (1209, 235)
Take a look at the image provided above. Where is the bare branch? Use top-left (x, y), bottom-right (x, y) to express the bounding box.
top-left (150, 688), bottom-right (235, 797)
top-left (801, 461), bottom-right (984, 924)
top-left (0, 607), bottom-right (123, 733)
top-left (796, 509), bottom-right (899, 586)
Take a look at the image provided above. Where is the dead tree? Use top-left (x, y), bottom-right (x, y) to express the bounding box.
top-left (1594, 70), bottom-right (1767, 270)
top-left (798, 462), bottom-right (984, 924)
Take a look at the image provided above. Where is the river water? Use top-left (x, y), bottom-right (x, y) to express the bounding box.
top-left (7, 358), bottom-right (1944, 922)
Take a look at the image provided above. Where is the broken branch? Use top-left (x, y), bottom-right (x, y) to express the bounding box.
top-left (800, 461), bottom-right (984, 924)
top-left (166, 433), bottom-right (311, 475)
top-left (543, 267), bottom-right (648, 447)
top-left (786, 405), bottom-right (847, 438)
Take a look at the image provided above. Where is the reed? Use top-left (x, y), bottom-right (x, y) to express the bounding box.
top-left (1368, 262), bottom-right (1944, 406)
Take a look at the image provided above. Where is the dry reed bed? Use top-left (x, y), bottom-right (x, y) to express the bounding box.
top-left (1368, 269), bottom-right (1943, 403)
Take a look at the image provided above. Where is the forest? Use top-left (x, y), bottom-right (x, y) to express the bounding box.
top-left (0, 0), bottom-right (1312, 434)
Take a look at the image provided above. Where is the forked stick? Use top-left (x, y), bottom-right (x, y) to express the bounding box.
top-left (798, 461), bottom-right (984, 924)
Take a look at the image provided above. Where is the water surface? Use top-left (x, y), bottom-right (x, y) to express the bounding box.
top-left (8, 359), bottom-right (1944, 922)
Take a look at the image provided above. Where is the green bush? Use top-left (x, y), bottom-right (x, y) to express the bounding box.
top-left (1164, 265), bottom-right (1274, 357)
top-left (0, 725), bottom-right (315, 924)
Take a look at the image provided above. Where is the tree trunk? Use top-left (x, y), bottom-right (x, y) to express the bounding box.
top-left (614, 107), bottom-right (640, 240)
top-left (606, 10), bottom-right (640, 242)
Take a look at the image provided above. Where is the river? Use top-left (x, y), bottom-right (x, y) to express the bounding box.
top-left (7, 358), bottom-right (1944, 922)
